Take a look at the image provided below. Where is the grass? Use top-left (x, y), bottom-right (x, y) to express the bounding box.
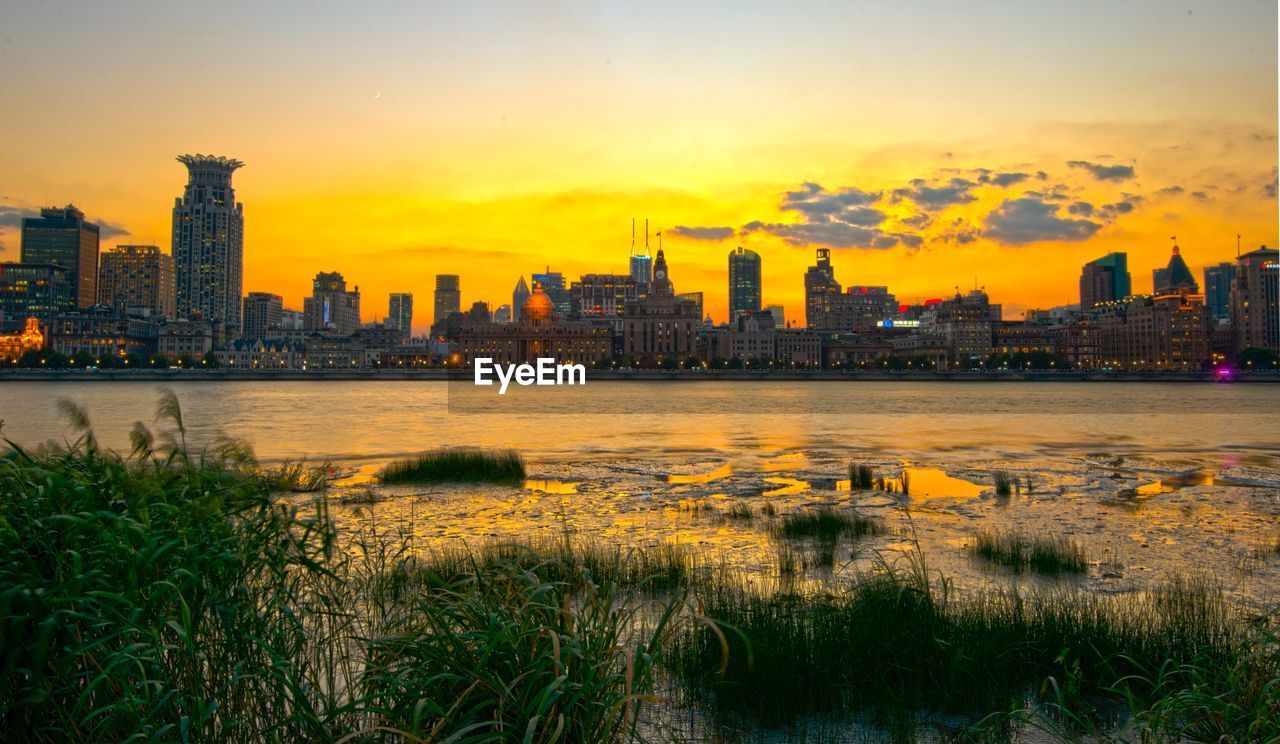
top-left (669, 549), bottom-right (1276, 739)
top-left (0, 393), bottom-right (682, 742)
top-left (257, 459), bottom-right (332, 491)
top-left (377, 447), bottom-right (525, 485)
top-left (775, 507), bottom-right (886, 541)
top-left (971, 528), bottom-right (1089, 575)
top-left (849, 463), bottom-right (876, 490)
top-left (726, 502), bottom-right (755, 520)
top-left (992, 470), bottom-right (1018, 497)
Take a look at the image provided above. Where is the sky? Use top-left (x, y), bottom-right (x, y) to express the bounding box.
top-left (0, 0), bottom-right (1276, 332)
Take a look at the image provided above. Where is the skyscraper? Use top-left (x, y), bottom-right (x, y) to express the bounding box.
top-left (0, 263), bottom-right (73, 329)
top-left (629, 218), bottom-right (652, 293)
top-left (804, 248), bottom-right (840, 328)
top-left (765, 304), bottom-right (785, 328)
top-left (1230, 246), bottom-right (1279, 354)
top-left (434, 275), bottom-right (461, 326)
top-left (728, 246), bottom-right (762, 319)
top-left (303, 271), bottom-right (360, 335)
top-left (1203, 262), bottom-right (1235, 324)
top-left (1079, 252), bottom-right (1131, 310)
top-left (532, 268), bottom-right (573, 318)
top-left (172, 155), bottom-right (244, 327)
top-left (20, 204), bottom-right (100, 309)
top-left (511, 276), bottom-right (530, 323)
top-left (97, 245), bottom-right (175, 318)
top-left (242, 292), bottom-right (283, 340)
top-left (389, 293), bottom-right (413, 337)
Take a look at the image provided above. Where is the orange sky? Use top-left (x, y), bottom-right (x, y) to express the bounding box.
top-left (0, 1), bottom-right (1275, 332)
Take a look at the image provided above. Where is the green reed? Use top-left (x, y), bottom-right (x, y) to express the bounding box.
top-left (775, 507), bottom-right (886, 541)
top-left (972, 528), bottom-right (1089, 575)
top-left (377, 447), bottom-right (525, 485)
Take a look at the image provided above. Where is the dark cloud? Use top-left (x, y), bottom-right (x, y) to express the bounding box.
top-left (668, 225), bottom-right (734, 240)
top-left (1035, 171), bottom-right (1049, 181)
top-left (1067, 201), bottom-right (1094, 217)
top-left (1067, 160), bottom-right (1136, 181)
top-left (741, 220), bottom-right (886, 249)
top-left (1156, 186), bottom-right (1184, 197)
top-left (781, 183), bottom-right (880, 219)
top-left (1190, 191), bottom-right (1211, 202)
top-left (96, 219), bottom-right (131, 239)
top-left (990, 172), bottom-right (1029, 188)
top-left (983, 197), bottom-right (1101, 245)
top-left (0, 205), bottom-right (30, 229)
top-left (893, 177), bottom-right (978, 209)
top-left (1264, 169), bottom-right (1278, 199)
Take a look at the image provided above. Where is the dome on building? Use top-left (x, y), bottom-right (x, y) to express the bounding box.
top-left (522, 281), bottom-right (555, 324)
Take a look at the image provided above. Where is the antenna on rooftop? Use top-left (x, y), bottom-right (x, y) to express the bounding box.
top-left (632, 218), bottom-right (636, 251)
top-left (645, 218), bottom-right (649, 250)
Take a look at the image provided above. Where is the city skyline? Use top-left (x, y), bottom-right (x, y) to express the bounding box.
top-left (1, 1), bottom-right (1277, 331)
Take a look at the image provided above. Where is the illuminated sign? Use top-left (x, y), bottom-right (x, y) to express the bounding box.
top-left (877, 319), bottom-right (921, 328)
top-left (1264, 261), bottom-right (1278, 270)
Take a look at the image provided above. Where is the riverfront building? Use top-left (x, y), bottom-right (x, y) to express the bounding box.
top-left (97, 245), bottom-right (175, 319)
top-left (21, 205), bottom-right (100, 309)
top-left (172, 155), bottom-right (244, 327)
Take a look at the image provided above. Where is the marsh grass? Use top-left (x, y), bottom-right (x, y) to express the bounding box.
top-left (726, 502), bottom-right (755, 520)
top-left (378, 447), bottom-right (525, 485)
top-left (849, 463), bottom-right (876, 490)
top-left (971, 528), bottom-right (1089, 575)
top-left (992, 470), bottom-right (1016, 497)
top-left (670, 547), bottom-right (1270, 738)
top-left (258, 459), bottom-right (332, 492)
top-left (775, 508), bottom-right (886, 541)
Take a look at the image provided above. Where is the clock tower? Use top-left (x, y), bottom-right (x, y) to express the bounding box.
top-left (651, 248), bottom-right (674, 296)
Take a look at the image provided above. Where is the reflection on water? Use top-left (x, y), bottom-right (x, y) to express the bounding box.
top-left (668, 463), bottom-right (733, 484)
top-left (762, 477), bottom-right (809, 496)
top-left (524, 479), bottom-right (580, 494)
top-left (905, 467), bottom-right (986, 501)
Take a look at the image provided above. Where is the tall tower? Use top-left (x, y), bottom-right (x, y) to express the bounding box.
top-left (728, 246), bottom-right (762, 318)
top-left (389, 292), bottom-right (414, 336)
top-left (512, 276), bottom-right (530, 322)
top-left (21, 204), bottom-right (100, 309)
top-left (629, 219), bottom-right (652, 292)
top-left (434, 274), bottom-right (461, 326)
top-left (172, 155), bottom-right (244, 327)
top-left (804, 247), bottom-right (840, 328)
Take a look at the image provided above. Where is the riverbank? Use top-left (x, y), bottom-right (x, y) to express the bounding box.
top-left (3, 367), bottom-right (1278, 382)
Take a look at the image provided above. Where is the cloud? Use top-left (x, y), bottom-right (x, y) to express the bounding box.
top-left (741, 220), bottom-right (886, 249)
top-left (1067, 201), bottom-right (1094, 217)
top-left (668, 225), bottom-right (734, 240)
top-left (1067, 160), bottom-right (1136, 181)
top-left (780, 183), bottom-right (881, 219)
top-left (96, 219), bottom-right (131, 239)
top-left (1190, 191), bottom-right (1210, 202)
top-left (1155, 186), bottom-right (1184, 197)
top-left (990, 172), bottom-right (1029, 187)
top-left (983, 197), bottom-right (1101, 245)
top-left (893, 177), bottom-right (978, 209)
top-left (0, 204), bottom-right (30, 229)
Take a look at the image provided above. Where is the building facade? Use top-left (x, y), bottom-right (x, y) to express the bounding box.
top-left (97, 245), bottom-right (175, 319)
top-left (389, 292), bottom-right (413, 336)
top-left (1230, 247), bottom-right (1279, 354)
top-left (1093, 293), bottom-right (1209, 369)
top-left (1203, 262), bottom-right (1235, 325)
top-left (243, 292), bottom-right (284, 340)
top-left (621, 249), bottom-right (699, 362)
top-left (303, 272), bottom-right (361, 335)
top-left (172, 155), bottom-right (244, 327)
top-left (21, 205), bottom-right (100, 309)
top-left (1079, 252), bottom-right (1131, 310)
top-left (0, 262), bottom-right (73, 330)
top-left (728, 246), bottom-right (762, 318)
top-left (0, 318), bottom-right (45, 362)
top-left (572, 273), bottom-right (637, 317)
top-left (455, 283), bottom-right (611, 365)
top-left (434, 274), bottom-right (461, 328)
top-left (50, 308), bottom-right (156, 359)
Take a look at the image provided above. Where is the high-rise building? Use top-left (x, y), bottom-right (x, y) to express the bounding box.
top-left (172, 155), bottom-right (245, 327)
top-left (1079, 252), bottom-right (1131, 310)
top-left (511, 276), bottom-right (530, 323)
top-left (20, 205), bottom-right (100, 309)
top-left (1153, 244), bottom-right (1199, 295)
top-left (930, 290), bottom-right (1001, 365)
top-left (532, 268), bottom-right (574, 318)
top-left (804, 248), bottom-right (841, 328)
top-left (434, 274), bottom-right (461, 326)
top-left (1230, 247), bottom-right (1279, 354)
top-left (242, 292), bottom-right (283, 340)
top-left (629, 219), bottom-right (652, 293)
top-left (303, 271), bottom-right (360, 335)
top-left (1094, 293), bottom-right (1209, 369)
top-left (389, 293), bottom-right (413, 337)
top-left (0, 263), bottom-right (73, 330)
top-left (467, 301), bottom-right (491, 324)
top-left (728, 246), bottom-right (762, 318)
top-left (1203, 262), bottom-right (1235, 324)
top-left (97, 245), bottom-right (175, 319)
top-left (493, 304), bottom-right (512, 324)
top-left (765, 304), bottom-right (785, 328)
